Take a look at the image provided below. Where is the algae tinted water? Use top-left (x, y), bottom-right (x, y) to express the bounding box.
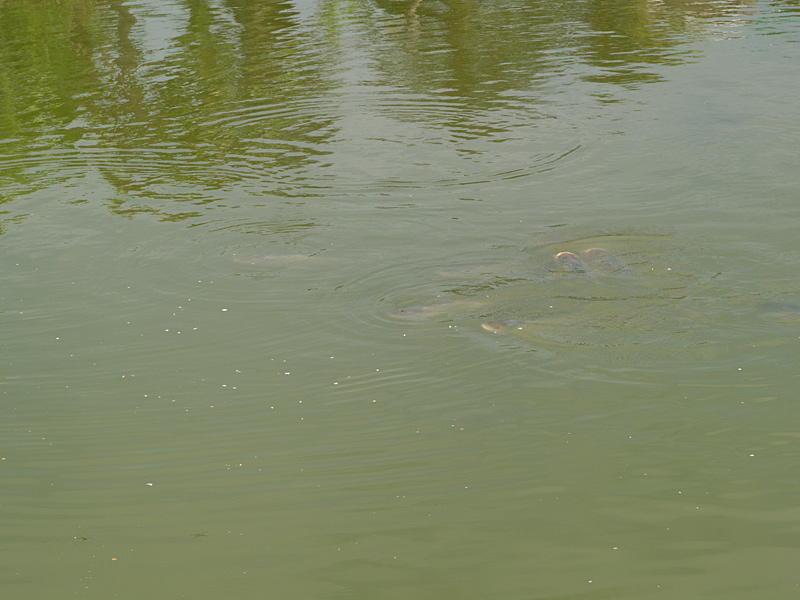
top-left (2, 1), bottom-right (800, 598)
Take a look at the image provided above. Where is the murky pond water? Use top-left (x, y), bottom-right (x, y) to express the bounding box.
top-left (3, 0), bottom-right (800, 598)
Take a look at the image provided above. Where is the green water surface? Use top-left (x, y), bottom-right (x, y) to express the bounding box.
top-left (2, 0), bottom-right (800, 598)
